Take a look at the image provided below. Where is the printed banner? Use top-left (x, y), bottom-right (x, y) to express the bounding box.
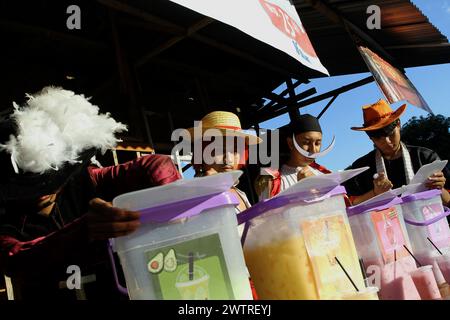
top-left (169, 0), bottom-right (329, 75)
top-left (358, 46), bottom-right (432, 113)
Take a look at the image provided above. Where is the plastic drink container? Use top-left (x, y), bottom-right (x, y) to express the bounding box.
top-left (436, 254), bottom-right (450, 284)
top-left (112, 171), bottom-right (253, 300)
top-left (401, 190), bottom-right (450, 284)
top-left (240, 185), bottom-right (364, 300)
top-left (347, 197), bottom-right (420, 299)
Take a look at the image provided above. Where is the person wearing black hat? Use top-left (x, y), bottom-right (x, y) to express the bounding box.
top-left (255, 114), bottom-right (334, 199)
top-left (344, 99), bottom-right (450, 206)
top-left (0, 87), bottom-right (181, 299)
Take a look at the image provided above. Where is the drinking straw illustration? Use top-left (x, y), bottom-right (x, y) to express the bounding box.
top-left (427, 237), bottom-right (443, 255)
top-left (359, 258), bottom-right (367, 279)
top-left (394, 249), bottom-right (397, 279)
top-left (335, 257), bottom-right (359, 292)
top-left (188, 252), bottom-right (194, 281)
top-left (403, 245), bottom-right (422, 267)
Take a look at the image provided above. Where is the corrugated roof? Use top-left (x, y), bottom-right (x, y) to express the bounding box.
top-left (293, 0), bottom-right (450, 75)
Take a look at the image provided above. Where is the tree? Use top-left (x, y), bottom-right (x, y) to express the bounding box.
top-left (401, 114), bottom-right (450, 160)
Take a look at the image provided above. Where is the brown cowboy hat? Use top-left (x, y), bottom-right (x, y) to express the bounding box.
top-left (351, 99), bottom-right (406, 131)
top-left (186, 111), bottom-right (262, 145)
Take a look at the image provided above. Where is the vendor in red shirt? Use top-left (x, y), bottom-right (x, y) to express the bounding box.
top-left (0, 87), bottom-right (181, 300)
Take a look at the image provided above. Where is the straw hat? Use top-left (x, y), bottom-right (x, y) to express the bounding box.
top-left (351, 99), bottom-right (406, 131)
top-left (186, 111), bottom-right (262, 145)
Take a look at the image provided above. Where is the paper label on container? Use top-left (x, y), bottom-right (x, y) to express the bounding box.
top-left (300, 213), bottom-right (364, 298)
top-left (370, 208), bottom-right (409, 263)
top-left (144, 233), bottom-right (235, 300)
top-left (423, 204), bottom-right (450, 249)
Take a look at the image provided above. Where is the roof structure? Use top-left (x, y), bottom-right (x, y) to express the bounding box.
top-left (0, 0), bottom-right (449, 152)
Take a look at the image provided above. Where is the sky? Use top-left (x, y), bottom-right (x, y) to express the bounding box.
top-left (259, 0), bottom-right (450, 171)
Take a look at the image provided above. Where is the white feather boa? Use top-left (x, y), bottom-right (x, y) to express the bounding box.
top-left (0, 86), bottom-right (127, 174)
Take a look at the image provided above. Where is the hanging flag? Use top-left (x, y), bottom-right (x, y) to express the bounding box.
top-left (358, 46), bottom-right (432, 113)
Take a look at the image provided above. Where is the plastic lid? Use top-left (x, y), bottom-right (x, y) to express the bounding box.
top-left (347, 196), bottom-right (402, 217)
top-left (112, 171), bottom-right (242, 223)
top-left (138, 191), bottom-right (239, 223)
top-left (402, 189), bottom-right (442, 203)
top-left (238, 185), bottom-right (346, 225)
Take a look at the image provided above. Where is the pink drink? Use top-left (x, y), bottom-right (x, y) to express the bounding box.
top-left (365, 257), bottom-right (420, 300)
top-left (417, 253), bottom-right (446, 286)
top-left (410, 266), bottom-right (441, 300)
top-left (436, 255), bottom-right (450, 284)
top-left (381, 273), bottom-right (421, 300)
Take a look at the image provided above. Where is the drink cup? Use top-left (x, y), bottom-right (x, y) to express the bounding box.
top-left (341, 286), bottom-right (379, 300)
top-left (436, 254), bottom-right (450, 284)
top-left (410, 265), bottom-right (441, 300)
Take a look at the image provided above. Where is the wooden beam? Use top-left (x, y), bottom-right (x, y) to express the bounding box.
top-left (0, 19), bottom-right (108, 51)
top-left (264, 79), bottom-right (313, 110)
top-left (385, 43), bottom-right (450, 49)
top-left (97, 0), bottom-right (300, 78)
top-left (135, 18), bottom-right (214, 68)
top-left (189, 33), bottom-right (299, 78)
top-left (97, 0), bottom-right (185, 33)
top-left (255, 76), bottom-right (374, 124)
top-left (286, 78), bottom-right (300, 120)
top-left (109, 10), bottom-right (144, 140)
top-left (194, 78), bottom-right (210, 113)
top-left (118, 16), bottom-right (181, 35)
top-left (317, 94), bottom-right (338, 119)
top-left (259, 86), bottom-right (317, 119)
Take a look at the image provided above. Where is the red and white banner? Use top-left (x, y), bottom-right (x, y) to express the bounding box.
top-left (358, 46), bottom-right (432, 113)
top-left (169, 0), bottom-right (329, 75)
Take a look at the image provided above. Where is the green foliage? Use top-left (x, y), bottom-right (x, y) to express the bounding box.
top-left (401, 114), bottom-right (450, 160)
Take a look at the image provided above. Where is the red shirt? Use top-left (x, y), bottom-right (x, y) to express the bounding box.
top-left (0, 154), bottom-right (181, 299)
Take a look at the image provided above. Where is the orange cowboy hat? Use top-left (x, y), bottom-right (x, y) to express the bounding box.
top-left (186, 111), bottom-right (262, 145)
top-left (351, 99), bottom-right (407, 131)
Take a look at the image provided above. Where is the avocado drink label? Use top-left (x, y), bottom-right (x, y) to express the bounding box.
top-left (144, 233), bottom-right (235, 300)
top-left (370, 208), bottom-right (409, 263)
top-left (300, 213), bottom-right (364, 299)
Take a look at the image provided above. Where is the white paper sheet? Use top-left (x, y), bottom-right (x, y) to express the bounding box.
top-left (406, 160), bottom-right (448, 194)
top-left (277, 166), bottom-right (370, 196)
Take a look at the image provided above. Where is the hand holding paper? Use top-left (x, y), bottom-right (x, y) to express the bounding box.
top-left (407, 160), bottom-right (448, 194)
top-left (425, 171), bottom-right (446, 190)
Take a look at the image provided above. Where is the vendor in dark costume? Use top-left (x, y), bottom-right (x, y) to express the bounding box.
top-left (344, 99), bottom-right (450, 206)
top-left (0, 87), bottom-right (181, 300)
top-left (254, 114), bottom-right (333, 200)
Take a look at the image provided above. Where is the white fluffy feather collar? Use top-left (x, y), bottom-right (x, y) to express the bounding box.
top-left (0, 86), bottom-right (127, 174)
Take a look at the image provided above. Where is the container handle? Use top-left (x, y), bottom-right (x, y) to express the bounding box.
top-left (107, 240), bottom-right (129, 296)
top-left (404, 207), bottom-right (450, 227)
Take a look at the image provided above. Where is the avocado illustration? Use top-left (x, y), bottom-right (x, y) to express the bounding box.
top-left (164, 249), bottom-right (177, 272)
top-left (148, 252), bottom-right (164, 274)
